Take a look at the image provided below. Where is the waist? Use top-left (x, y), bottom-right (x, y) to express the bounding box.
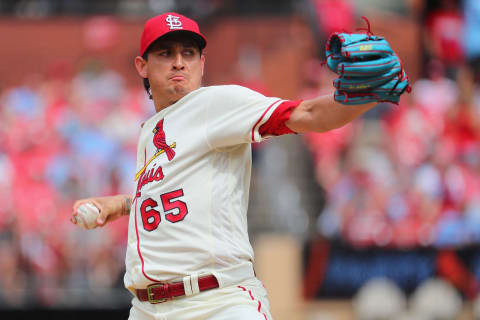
top-left (134, 261), bottom-right (255, 304)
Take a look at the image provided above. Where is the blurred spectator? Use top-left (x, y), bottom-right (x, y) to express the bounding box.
top-left (231, 45), bottom-right (270, 96)
top-left (412, 59), bottom-right (459, 125)
top-left (301, 0), bottom-right (355, 58)
top-left (463, 0), bottom-right (480, 83)
top-left (423, 0), bottom-right (464, 78)
top-left (443, 95), bottom-right (480, 153)
top-left (0, 233), bottom-right (26, 307)
top-left (311, 0), bottom-right (354, 36)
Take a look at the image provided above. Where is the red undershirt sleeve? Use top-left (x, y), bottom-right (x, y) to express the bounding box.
top-left (259, 100), bottom-right (302, 137)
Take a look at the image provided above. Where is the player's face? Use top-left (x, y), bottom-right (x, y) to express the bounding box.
top-left (135, 34), bottom-right (205, 111)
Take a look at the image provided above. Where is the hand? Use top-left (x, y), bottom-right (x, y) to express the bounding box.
top-left (71, 195), bottom-right (131, 228)
top-left (325, 18), bottom-right (410, 106)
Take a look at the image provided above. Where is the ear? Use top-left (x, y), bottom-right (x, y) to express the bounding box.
top-left (135, 56), bottom-right (148, 78)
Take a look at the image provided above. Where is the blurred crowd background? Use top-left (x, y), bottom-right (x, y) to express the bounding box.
top-left (1, 0), bottom-right (480, 319)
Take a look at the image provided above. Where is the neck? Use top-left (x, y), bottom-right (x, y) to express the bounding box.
top-left (152, 90), bottom-right (181, 112)
top-left (152, 85), bottom-right (200, 112)
top-left (154, 99), bottom-right (178, 112)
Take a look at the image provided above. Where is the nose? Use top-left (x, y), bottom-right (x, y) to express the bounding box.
top-left (172, 52), bottom-right (185, 70)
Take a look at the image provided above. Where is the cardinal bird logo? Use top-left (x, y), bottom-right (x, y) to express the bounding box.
top-left (152, 119), bottom-right (175, 161)
top-left (134, 118), bottom-right (176, 181)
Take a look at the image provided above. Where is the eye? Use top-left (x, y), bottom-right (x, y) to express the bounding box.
top-left (157, 50), bottom-right (169, 57)
top-left (183, 49), bottom-right (195, 56)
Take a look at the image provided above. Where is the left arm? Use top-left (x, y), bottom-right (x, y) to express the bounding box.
top-left (285, 93), bottom-right (376, 133)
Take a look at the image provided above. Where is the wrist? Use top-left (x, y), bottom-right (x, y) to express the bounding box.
top-left (122, 195), bottom-right (132, 216)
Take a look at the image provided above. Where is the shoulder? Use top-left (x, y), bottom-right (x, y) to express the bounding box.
top-left (201, 85), bottom-right (266, 99)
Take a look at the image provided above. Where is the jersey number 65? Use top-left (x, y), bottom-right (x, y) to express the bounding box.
top-left (140, 189), bottom-right (188, 231)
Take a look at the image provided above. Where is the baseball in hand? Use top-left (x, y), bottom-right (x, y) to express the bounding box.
top-left (74, 203), bottom-right (100, 230)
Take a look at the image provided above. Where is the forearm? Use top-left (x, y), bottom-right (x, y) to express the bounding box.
top-left (95, 194), bottom-right (132, 216)
top-left (286, 93), bottom-right (376, 133)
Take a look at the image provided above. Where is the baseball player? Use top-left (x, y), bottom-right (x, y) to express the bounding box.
top-left (71, 12), bottom-right (393, 320)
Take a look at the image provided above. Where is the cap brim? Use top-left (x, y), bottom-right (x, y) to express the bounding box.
top-left (144, 30), bottom-right (207, 55)
top-left (179, 30), bottom-right (207, 49)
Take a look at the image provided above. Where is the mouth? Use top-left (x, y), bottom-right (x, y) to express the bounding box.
top-left (169, 74), bottom-right (186, 82)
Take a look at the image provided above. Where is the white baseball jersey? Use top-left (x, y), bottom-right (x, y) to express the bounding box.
top-left (124, 85), bottom-right (292, 291)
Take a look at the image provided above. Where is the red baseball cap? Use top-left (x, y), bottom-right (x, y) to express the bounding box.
top-left (140, 12), bottom-right (207, 56)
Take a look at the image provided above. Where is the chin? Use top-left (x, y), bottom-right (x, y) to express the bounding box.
top-left (164, 86), bottom-right (187, 102)
top-left (174, 84), bottom-right (194, 95)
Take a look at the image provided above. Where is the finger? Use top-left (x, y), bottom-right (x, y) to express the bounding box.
top-left (71, 202), bottom-right (83, 221)
top-left (88, 200), bottom-right (107, 226)
top-left (88, 199), bottom-right (103, 213)
top-left (97, 211), bottom-right (108, 226)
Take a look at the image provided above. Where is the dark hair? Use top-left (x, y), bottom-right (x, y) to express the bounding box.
top-left (143, 77), bottom-right (153, 100)
top-left (141, 34), bottom-right (204, 100)
top-left (141, 51), bottom-right (153, 100)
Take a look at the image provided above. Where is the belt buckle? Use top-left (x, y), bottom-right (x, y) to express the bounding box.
top-left (146, 283), bottom-right (168, 304)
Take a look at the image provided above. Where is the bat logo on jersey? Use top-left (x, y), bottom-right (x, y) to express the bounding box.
top-left (165, 15), bottom-right (183, 30)
top-left (134, 119), bottom-right (176, 183)
top-left (153, 119), bottom-right (175, 161)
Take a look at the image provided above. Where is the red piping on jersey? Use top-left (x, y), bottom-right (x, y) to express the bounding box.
top-left (134, 197), bottom-right (160, 283)
top-left (251, 99), bottom-right (281, 141)
top-left (238, 285), bottom-right (268, 320)
top-left (144, 148), bottom-right (147, 166)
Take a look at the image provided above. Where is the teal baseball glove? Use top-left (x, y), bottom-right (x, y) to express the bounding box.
top-left (325, 19), bottom-right (410, 105)
top-left (334, 70), bottom-right (410, 105)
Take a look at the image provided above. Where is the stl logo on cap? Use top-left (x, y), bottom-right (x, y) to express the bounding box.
top-left (166, 14), bottom-right (183, 30)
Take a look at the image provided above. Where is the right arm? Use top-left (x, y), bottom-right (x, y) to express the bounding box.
top-left (72, 194), bottom-right (132, 227)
